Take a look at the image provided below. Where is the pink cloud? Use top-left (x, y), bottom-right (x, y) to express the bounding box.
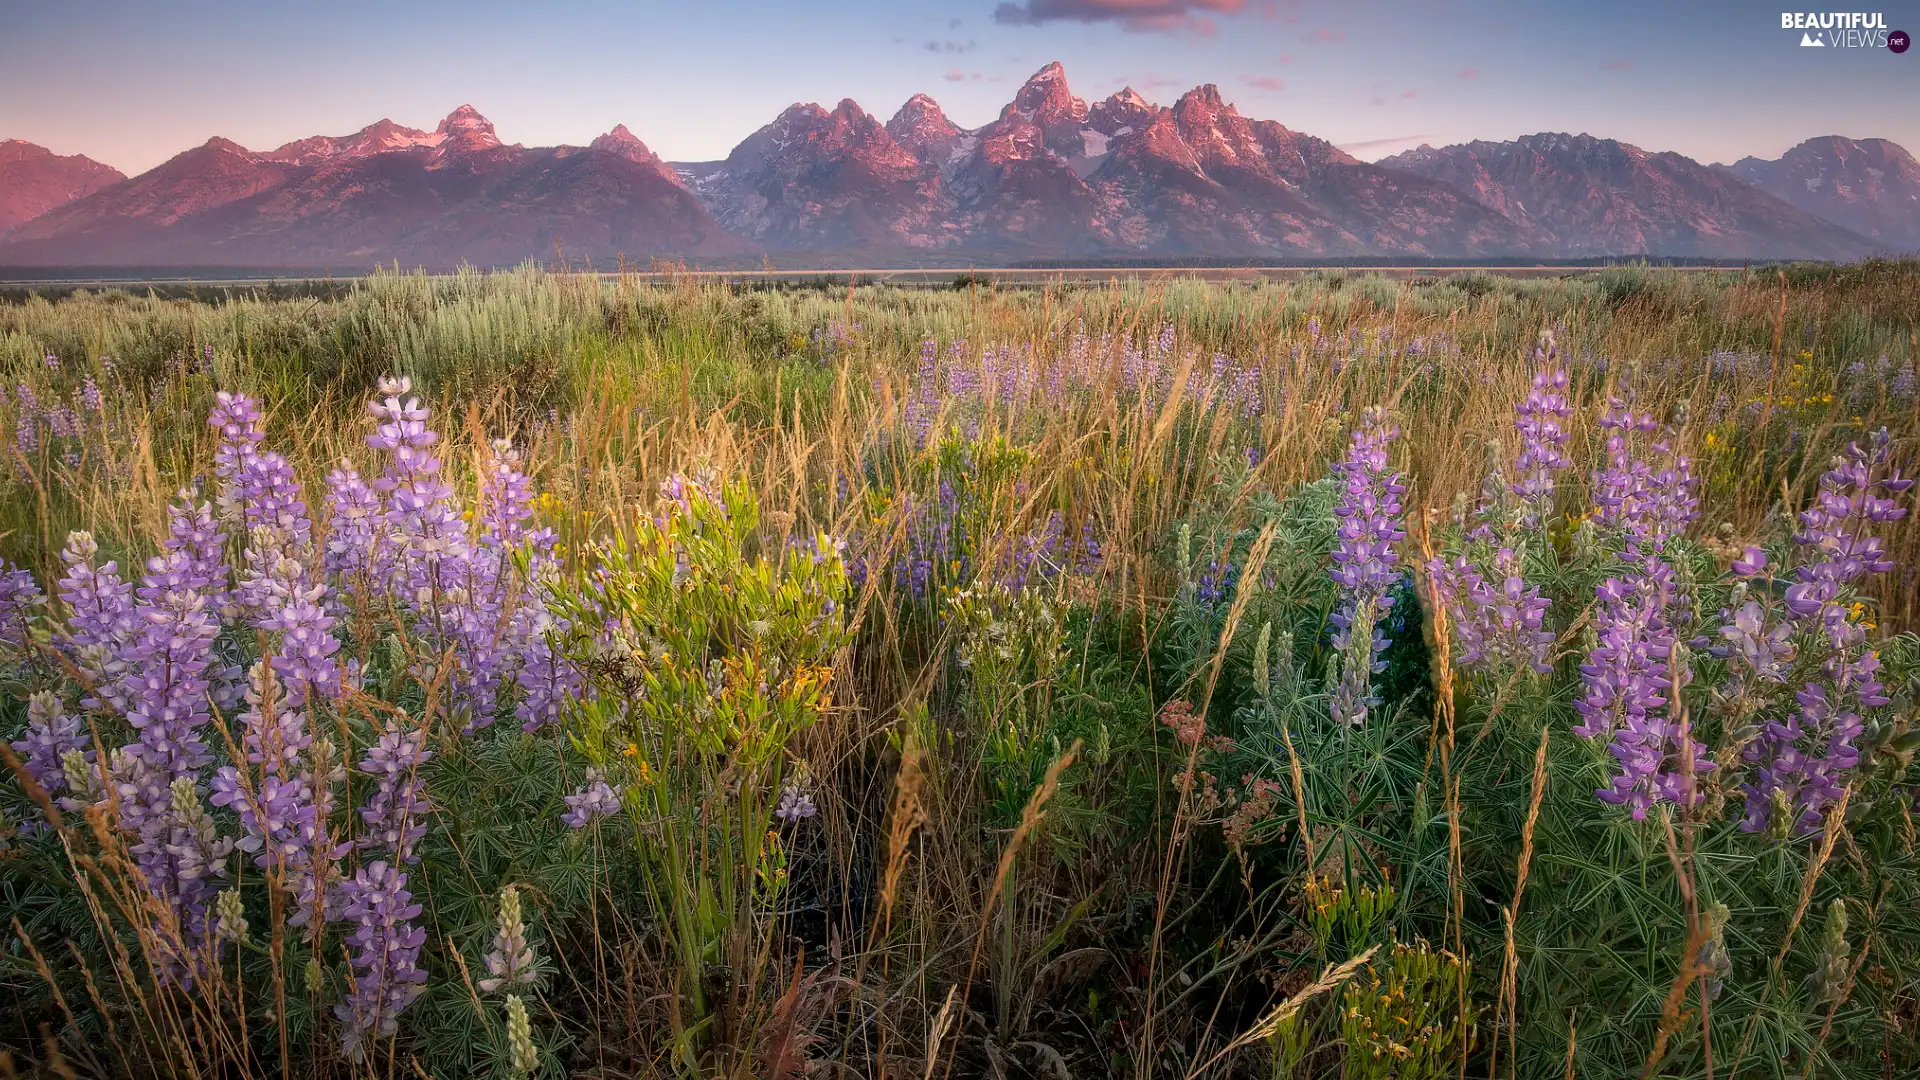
top-left (1602, 57), bottom-right (1636, 71)
top-left (1277, 52), bottom-right (1296, 63)
top-left (1369, 95), bottom-right (1386, 106)
top-left (944, 69), bottom-right (966, 82)
top-left (993, 0), bottom-right (1249, 33)
top-left (1243, 75), bottom-right (1286, 91)
top-left (1126, 12), bottom-right (1220, 34)
top-left (1400, 88), bottom-right (1418, 99)
top-left (1459, 67), bottom-right (1480, 80)
top-left (1312, 27), bottom-right (1344, 42)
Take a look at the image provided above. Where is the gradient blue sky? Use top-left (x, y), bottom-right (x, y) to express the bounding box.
top-left (3, 0), bottom-right (1916, 174)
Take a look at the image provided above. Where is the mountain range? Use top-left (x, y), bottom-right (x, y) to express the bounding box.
top-left (1, 63), bottom-right (1914, 269)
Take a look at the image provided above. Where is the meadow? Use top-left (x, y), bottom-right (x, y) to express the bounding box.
top-left (1, 261), bottom-right (1918, 1079)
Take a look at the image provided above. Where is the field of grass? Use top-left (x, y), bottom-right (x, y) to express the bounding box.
top-left (1, 261), bottom-right (1918, 1078)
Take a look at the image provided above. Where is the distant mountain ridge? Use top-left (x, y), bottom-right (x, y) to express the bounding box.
top-left (1378, 133), bottom-right (1870, 260)
top-left (1715, 136), bottom-right (1920, 251)
top-left (1, 65), bottom-right (1912, 268)
top-left (0, 141), bottom-right (126, 234)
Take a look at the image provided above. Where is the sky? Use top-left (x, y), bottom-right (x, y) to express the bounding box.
top-left (3, 0), bottom-right (1917, 174)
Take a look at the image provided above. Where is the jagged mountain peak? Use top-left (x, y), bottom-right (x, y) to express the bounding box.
top-left (889, 93), bottom-right (954, 130)
top-left (1175, 84), bottom-right (1230, 115)
top-left (1010, 61), bottom-right (1086, 124)
top-left (589, 124), bottom-right (666, 167)
top-left (437, 105), bottom-right (494, 135)
top-left (199, 136), bottom-right (255, 157)
top-left (886, 93), bottom-right (965, 165)
top-left (264, 118), bottom-right (444, 166)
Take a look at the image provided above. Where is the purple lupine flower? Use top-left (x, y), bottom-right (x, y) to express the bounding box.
top-left (324, 461), bottom-right (382, 594)
top-left (1431, 549), bottom-right (1554, 674)
top-left (1730, 546), bottom-right (1768, 577)
top-left (1742, 430), bottom-right (1910, 834)
top-left (14, 413), bottom-right (40, 455)
top-left (79, 377), bottom-right (104, 414)
top-left (366, 378), bottom-right (510, 726)
top-left (1002, 511), bottom-right (1065, 592)
top-left (208, 663), bottom-right (327, 904)
top-left (154, 493), bottom-right (230, 622)
top-left (334, 860), bottom-right (428, 1056)
top-left (263, 590), bottom-right (342, 707)
top-left (514, 606), bottom-right (582, 734)
top-left (10, 691), bottom-right (89, 797)
top-left (368, 377), bottom-right (468, 598)
top-left (1576, 405), bottom-right (1709, 820)
top-left (891, 482), bottom-right (961, 600)
top-left (904, 339), bottom-right (941, 444)
top-left (44, 406), bottom-right (80, 440)
top-left (116, 574), bottom-right (220, 830)
top-left (1327, 407), bottom-right (1406, 726)
top-left (356, 719), bottom-right (433, 864)
top-left (211, 391), bottom-right (315, 552)
top-left (54, 532), bottom-right (137, 665)
top-left (1512, 369), bottom-right (1572, 525)
top-left (480, 439), bottom-right (543, 554)
top-left (1590, 398), bottom-right (1697, 551)
top-left (129, 776), bottom-right (233, 985)
top-left (1195, 558), bottom-right (1238, 609)
top-left (562, 768), bottom-right (621, 828)
top-left (775, 784), bottom-right (817, 822)
top-left (0, 558), bottom-right (46, 653)
top-left (1712, 600), bottom-right (1796, 683)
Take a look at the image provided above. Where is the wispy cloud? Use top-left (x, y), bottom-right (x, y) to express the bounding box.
top-left (993, 0), bottom-right (1248, 34)
top-left (1243, 75), bottom-right (1286, 91)
top-left (1458, 67), bottom-right (1480, 80)
top-left (943, 69), bottom-right (967, 82)
top-left (1277, 53), bottom-right (1296, 63)
top-left (924, 39), bottom-right (977, 53)
top-left (1602, 57), bottom-right (1636, 71)
top-left (1311, 27), bottom-right (1344, 42)
top-left (1339, 133), bottom-right (1435, 152)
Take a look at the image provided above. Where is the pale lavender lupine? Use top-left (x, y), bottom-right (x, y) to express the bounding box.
top-left (366, 379), bottom-right (511, 728)
top-left (1327, 407), bottom-right (1405, 726)
top-left (1512, 368), bottom-right (1573, 525)
top-left (1742, 429), bottom-right (1911, 834)
top-left (206, 663), bottom-right (340, 929)
top-left (129, 776), bottom-right (234, 985)
top-left (334, 860), bottom-right (428, 1057)
top-left (53, 532), bottom-right (139, 706)
top-left (514, 605), bottom-right (582, 734)
top-left (115, 563), bottom-right (221, 830)
top-left (0, 559), bottom-right (45, 653)
top-left (561, 768), bottom-right (621, 828)
top-left (10, 691), bottom-right (89, 797)
top-left (323, 461), bottom-right (383, 604)
top-left (1431, 549), bottom-right (1554, 674)
top-left (356, 719), bottom-right (433, 864)
top-left (211, 392), bottom-right (309, 541)
top-left (1576, 404), bottom-right (1709, 819)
